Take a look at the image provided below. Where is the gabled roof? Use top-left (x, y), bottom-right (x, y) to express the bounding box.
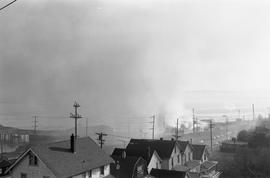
top-left (184, 160), bottom-right (200, 169)
top-left (111, 147), bottom-right (161, 165)
top-left (189, 172), bottom-right (200, 178)
top-left (201, 161), bottom-right (218, 171)
top-left (111, 148), bottom-right (126, 157)
top-left (173, 165), bottom-right (190, 172)
top-left (176, 141), bottom-right (190, 152)
top-left (191, 144), bottom-right (207, 160)
top-left (8, 137), bottom-right (114, 177)
top-left (150, 168), bottom-right (189, 178)
top-left (111, 155), bottom-right (146, 178)
top-left (127, 139), bottom-right (176, 160)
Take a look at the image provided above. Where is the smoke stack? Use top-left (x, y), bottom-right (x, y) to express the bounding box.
top-left (160, 137), bottom-right (163, 141)
top-left (70, 134), bottom-right (76, 153)
top-left (171, 138), bottom-right (174, 141)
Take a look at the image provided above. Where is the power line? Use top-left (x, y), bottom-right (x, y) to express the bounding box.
top-left (0, 0), bottom-right (17, 12)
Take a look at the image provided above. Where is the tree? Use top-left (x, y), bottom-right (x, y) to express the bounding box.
top-left (237, 130), bottom-right (250, 142)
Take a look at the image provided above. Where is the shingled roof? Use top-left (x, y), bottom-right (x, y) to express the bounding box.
top-left (191, 144), bottom-right (207, 160)
top-left (8, 137), bottom-right (114, 177)
top-left (150, 168), bottom-right (189, 178)
top-left (127, 139), bottom-right (176, 160)
top-left (111, 148), bottom-right (126, 156)
top-left (111, 155), bottom-right (147, 178)
top-left (176, 141), bottom-right (190, 152)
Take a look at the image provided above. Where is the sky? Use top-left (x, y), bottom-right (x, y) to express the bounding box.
top-left (1, 0), bottom-right (270, 132)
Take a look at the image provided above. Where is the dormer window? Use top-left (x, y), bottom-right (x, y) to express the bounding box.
top-left (29, 152), bottom-right (38, 166)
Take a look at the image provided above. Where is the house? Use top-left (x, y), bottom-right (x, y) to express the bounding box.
top-left (200, 161), bottom-right (221, 178)
top-left (127, 139), bottom-right (182, 170)
top-left (220, 140), bottom-right (248, 153)
top-left (176, 141), bottom-right (193, 165)
top-left (113, 146), bottom-right (162, 173)
top-left (6, 135), bottom-right (114, 178)
top-left (191, 144), bottom-right (209, 163)
top-left (111, 152), bottom-right (148, 178)
top-left (150, 168), bottom-right (190, 178)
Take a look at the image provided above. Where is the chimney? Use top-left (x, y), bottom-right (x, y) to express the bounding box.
top-left (190, 138), bottom-right (193, 144)
top-left (160, 137), bottom-right (163, 141)
top-left (70, 134), bottom-right (76, 153)
top-left (171, 138), bottom-right (174, 141)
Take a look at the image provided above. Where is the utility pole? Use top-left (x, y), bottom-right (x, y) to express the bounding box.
top-left (192, 108), bottom-right (196, 133)
top-left (225, 117), bottom-right (228, 140)
top-left (33, 116), bottom-right (38, 135)
top-left (70, 102), bottom-right (82, 138)
top-left (252, 104), bottom-right (255, 121)
top-left (173, 118), bottom-right (181, 140)
top-left (209, 120), bottom-right (213, 152)
top-left (149, 115), bottom-right (155, 139)
top-left (96, 132), bottom-right (107, 148)
top-left (85, 118), bottom-right (88, 137)
top-left (202, 119), bottom-right (214, 151)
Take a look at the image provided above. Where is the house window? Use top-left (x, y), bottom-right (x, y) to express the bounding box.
top-left (100, 166), bottom-right (104, 175)
top-left (188, 152), bottom-right (191, 161)
top-left (21, 173), bottom-right (27, 178)
top-left (156, 162), bottom-right (159, 168)
top-left (171, 158), bottom-right (174, 167)
top-left (177, 155), bottom-right (180, 163)
top-left (29, 152), bottom-right (38, 166)
top-left (137, 165), bottom-right (143, 175)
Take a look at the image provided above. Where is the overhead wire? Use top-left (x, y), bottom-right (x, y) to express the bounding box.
top-left (0, 0), bottom-right (17, 11)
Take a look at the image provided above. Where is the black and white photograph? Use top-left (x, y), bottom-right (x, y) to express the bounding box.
top-left (1, 0), bottom-right (270, 177)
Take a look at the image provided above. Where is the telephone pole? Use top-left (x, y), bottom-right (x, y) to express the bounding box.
top-left (33, 116), bottom-right (38, 135)
top-left (209, 120), bottom-right (213, 152)
top-left (222, 115), bottom-right (228, 140)
top-left (225, 117), bottom-right (228, 140)
top-left (149, 115), bottom-right (155, 139)
top-left (192, 108), bottom-right (196, 133)
top-left (201, 119), bottom-right (214, 151)
top-left (173, 118), bottom-right (181, 140)
top-left (96, 132), bottom-right (107, 148)
top-left (85, 118), bottom-right (88, 137)
top-left (70, 102), bottom-right (82, 138)
top-left (252, 104), bottom-right (255, 121)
